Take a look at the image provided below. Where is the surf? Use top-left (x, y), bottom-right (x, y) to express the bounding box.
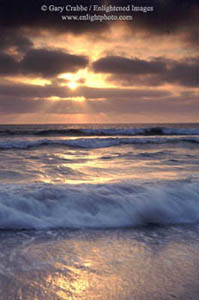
top-left (0, 136), bottom-right (199, 150)
top-left (0, 179), bottom-right (198, 230)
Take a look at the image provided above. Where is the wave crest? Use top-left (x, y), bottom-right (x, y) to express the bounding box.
top-left (1, 127), bottom-right (199, 137)
top-left (0, 137), bottom-right (198, 150)
top-left (0, 180), bottom-right (198, 230)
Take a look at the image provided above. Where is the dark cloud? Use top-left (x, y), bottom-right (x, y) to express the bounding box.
top-left (0, 83), bottom-right (70, 98)
top-left (0, 82), bottom-right (171, 101)
top-left (0, 86), bottom-right (198, 117)
top-left (79, 86), bottom-right (170, 99)
top-left (21, 49), bottom-right (88, 77)
top-left (0, 0), bottom-right (198, 45)
top-left (0, 81), bottom-right (173, 116)
top-left (164, 58), bottom-right (199, 87)
top-left (93, 56), bottom-right (199, 87)
top-left (0, 53), bottom-right (19, 75)
top-left (185, 27), bottom-right (199, 47)
top-left (114, 0), bottom-right (199, 46)
top-left (0, 49), bottom-right (88, 77)
top-left (0, 0), bottom-right (106, 34)
top-left (2, 81), bottom-right (192, 117)
top-left (0, 96), bottom-right (46, 114)
top-left (93, 56), bottom-right (165, 75)
top-left (0, 28), bottom-right (33, 53)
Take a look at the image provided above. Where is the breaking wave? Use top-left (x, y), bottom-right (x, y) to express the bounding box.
top-left (0, 180), bottom-right (198, 230)
top-left (0, 137), bottom-right (199, 150)
top-left (1, 127), bottom-right (199, 137)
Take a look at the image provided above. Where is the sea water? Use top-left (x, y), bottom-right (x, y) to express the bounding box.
top-left (0, 123), bottom-right (199, 299)
top-left (0, 123), bottom-right (199, 230)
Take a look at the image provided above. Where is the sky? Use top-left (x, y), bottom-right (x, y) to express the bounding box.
top-left (0, 0), bottom-right (198, 124)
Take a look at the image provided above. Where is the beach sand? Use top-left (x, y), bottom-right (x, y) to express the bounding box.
top-left (0, 225), bottom-right (199, 300)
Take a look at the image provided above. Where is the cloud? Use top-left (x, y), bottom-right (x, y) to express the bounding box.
top-left (0, 96), bottom-right (46, 114)
top-left (0, 0), bottom-right (198, 123)
top-left (0, 0), bottom-right (107, 34)
top-left (0, 53), bottom-right (19, 75)
top-left (0, 82), bottom-right (171, 101)
top-left (0, 81), bottom-right (198, 123)
top-left (93, 56), bottom-right (165, 74)
top-left (114, 0), bottom-right (199, 46)
top-left (0, 28), bottom-right (33, 53)
top-left (0, 49), bottom-right (89, 77)
top-left (0, 0), bottom-right (198, 47)
top-left (92, 56), bottom-right (199, 87)
top-left (0, 82), bottom-right (69, 98)
top-left (0, 86), bottom-right (198, 117)
top-left (21, 49), bottom-right (88, 77)
top-left (79, 86), bottom-right (171, 99)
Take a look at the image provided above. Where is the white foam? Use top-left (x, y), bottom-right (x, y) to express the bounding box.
top-left (0, 136), bottom-right (198, 150)
top-left (0, 180), bottom-right (198, 230)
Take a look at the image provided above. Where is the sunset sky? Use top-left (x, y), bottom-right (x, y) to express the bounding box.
top-left (0, 0), bottom-right (198, 124)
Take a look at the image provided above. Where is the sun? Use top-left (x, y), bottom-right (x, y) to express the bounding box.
top-left (68, 81), bottom-right (78, 90)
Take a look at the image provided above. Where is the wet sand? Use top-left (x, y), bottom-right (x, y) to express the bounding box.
top-left (0, 225), bottom-right (199, 300)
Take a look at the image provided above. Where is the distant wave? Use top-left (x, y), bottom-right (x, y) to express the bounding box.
top-left (0, 137), bottom-right (199, 150)
top-left (1, 127), bottom-right (199, 137)
top-left (0, 180), bottom-right (198, 230)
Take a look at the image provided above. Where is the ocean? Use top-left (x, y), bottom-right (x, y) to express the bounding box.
top-left (0, 123), bottom-right (199, 299)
